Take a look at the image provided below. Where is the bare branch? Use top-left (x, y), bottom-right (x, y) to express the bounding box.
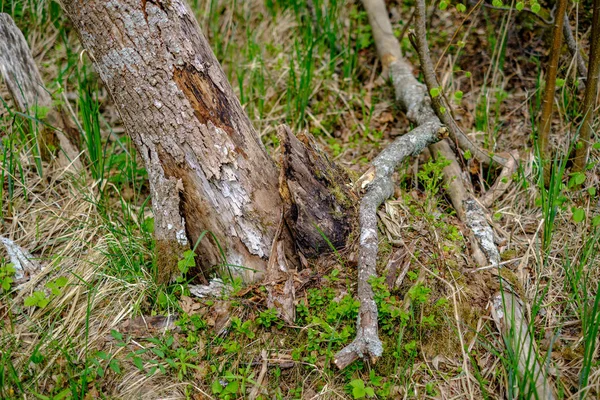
top-left (563, 13), bottom-right (588, 85)
top-left (0, 13), bottom-right (81, 172)
top-left (334, 123), bottom-right (445, 369)
top-left (412, 0), bottom-right (508, 167)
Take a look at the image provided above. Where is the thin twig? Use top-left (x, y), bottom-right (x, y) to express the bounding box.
top-left (412, 1), bottom-right (508, 167)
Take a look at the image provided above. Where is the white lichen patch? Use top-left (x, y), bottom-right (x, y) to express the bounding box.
top-left (176, 229), bottom-right (188, 246)
top-left (100, 48), bottom-right (142, 80)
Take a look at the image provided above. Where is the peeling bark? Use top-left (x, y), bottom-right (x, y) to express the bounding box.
top-left (61, 0), bottom-right (288, 282)
top-left (0, 13), bottom-right (81, 171)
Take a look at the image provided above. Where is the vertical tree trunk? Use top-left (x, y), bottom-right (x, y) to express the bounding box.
top-left (61, 0), bottom-right (286, 282)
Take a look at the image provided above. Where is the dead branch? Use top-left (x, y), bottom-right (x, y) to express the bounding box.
top-left (538, 0), bottom-right (568, 181)
top-left (0, 13), bottom-right (81, 172)
top-left (432, 142), bottom-right (557, 400)
top-left (574, 0), bottom-right (600, 171)
top-left (334, 123), bottom-right (445, 369)
top-left (411, 2), bottom-right (507, 168)
top-left (332, 0), bottom-right (447, 369)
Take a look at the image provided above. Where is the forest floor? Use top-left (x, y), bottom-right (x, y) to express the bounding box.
top-left (1, 0), bottom-right (599, 399)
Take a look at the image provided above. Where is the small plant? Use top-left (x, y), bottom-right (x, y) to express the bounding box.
top-left (0, 263), bottom-right (16, 292)
top-left (24, 276), bottom-right (69, 308)
top-left (349, 378), bottom-right (375, 399)
top-left (257, 308), bottom-right (281, 328)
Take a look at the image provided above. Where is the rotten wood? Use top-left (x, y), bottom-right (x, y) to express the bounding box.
top-left (278, 125), bottom-right (356, 257)
top-left (0, 13), bottom-right (81, 172)
top-left (61, 0), bottom-right (291, 283)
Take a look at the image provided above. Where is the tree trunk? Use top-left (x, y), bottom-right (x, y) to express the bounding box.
top-left (61, 0), bottom-right (286, 282)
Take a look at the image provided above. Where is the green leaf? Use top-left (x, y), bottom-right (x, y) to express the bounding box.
top-left (492, 0), bottom-right (503, 6)
top-left (110, 329), bottom-right (124, 342)
top-left (593, 142), bottom-right (600, 150)
top-left (531, 2), bottom-right (540, 13)
top-left (588, 187), bottom-right (596, 196)
top-left (457, 40), bottom-right (466, 48)
top-left (556, 78), bottom-right (565, 88)
top-left (439, 1), bottom-right (448, 10)
top-left (516, 1), bottom-right (524, 10)
top-left (572, 208), bottom-right (585, 223)
top-left (109, 358), bottom-right (121, 374)
top-left (463, 149), bottom-right (472, 160)
top-left (592, 215), bottom-right (600, 227)
top-left (429, 87), bottom-right (441, 98)
top-left (350, 379), bottom-right (367, 399)
top-left (454, 90), bottom-right (464, 100)
top-left (211, 380), bottom-right (223, 394)
top-left (133, 356), bottom-right (144, 370)
top-left (456, 3), bottom-right (466, 12)
top-left (440, 106), bottom-right (447, 114)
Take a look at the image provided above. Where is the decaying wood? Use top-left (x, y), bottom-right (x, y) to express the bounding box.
top-left (278, 125), bottom-right (356, 257)
top-left (62, 0), bottom-right (290, 283)
top-left (0, 13), bottom-right (81, 172)
top-left (491, 291), bottom-right (556, 400)
top-left (333, 0), bottom-right (447, 369)
top-left (574, 0), bottom-right (600, 172)
top-left (334, 123), bottom-right (445, 369)
top-left (538, 0), bottom-right (568, 181)
top-left (0, 236), bottom-right (42, 285)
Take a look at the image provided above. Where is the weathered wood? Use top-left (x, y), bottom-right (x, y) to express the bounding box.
top-left (0, 13), bottom-right (81, 171)
top-left (61, 0), bottom-right (289, 282)
top-left (278, 125), bottom-right (356, 257)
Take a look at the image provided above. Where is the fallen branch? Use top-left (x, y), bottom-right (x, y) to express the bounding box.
top-left (480, 150), bottom-right (519, 208)
top-left (334, 123), bottom-right (445, 369)
top-left (409, 2), bottom-right (556, 396)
